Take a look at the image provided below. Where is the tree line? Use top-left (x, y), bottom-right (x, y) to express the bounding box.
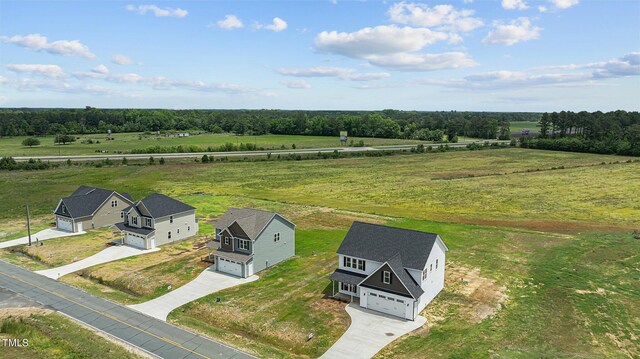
top-left (521, 110), bottom-right (640, 156)
top-left (0, 108), bottom-right (528, 140)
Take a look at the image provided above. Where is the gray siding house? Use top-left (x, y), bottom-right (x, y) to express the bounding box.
top-left (330, 222), bottom-right (448, 320)
top-left (114, 193), bottom-right (198, 249)
top-left (54, 186), bottom-right (134, 233)
top-left (207, 208), bottom-right (295, 278)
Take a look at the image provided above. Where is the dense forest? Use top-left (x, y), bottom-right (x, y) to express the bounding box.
top-left (521, 110), bottom-right (640, 156)
top-left (0, 109), bottom-right (529, 141)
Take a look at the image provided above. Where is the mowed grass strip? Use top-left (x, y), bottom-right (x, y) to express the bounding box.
top-left (0, 311), bottom-right (144, 359)
top-left (1, 149), bottom-right (638, 233)
top-left (0, 229), bottom-right (117, 271)
top-left (0, 132), bottom-right (422, 156)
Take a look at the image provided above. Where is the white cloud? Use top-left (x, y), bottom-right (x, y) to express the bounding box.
top-left (550, 0), bottom-right (579, 9)
top-left (365, 52), bottom-right (478, 71)
top-left (255, 17), bottom-right (288, 32)
top-left (5, 64), bottom-right (65, 78)
top-left (502, 0), bottom-right (529, 10)
top-left (111, 54), bottom-right (136, 65)
top-left (482, 18), bottom-right (541, 46)
top-left (1, 33), bottom-right (95, 59)
top-left (282, 80), bottom-right (311, 89)
top-left (91, 64), bottom-right (109, 75)
top-left (315, 25), bottom-right (450, 58)
top-left (538, 6), bottom-right (548, 12)
top-left (126, 4), bottom-right (188, 18)
top-left (276, 66), bottom-right (391, 81)
top-left (216, 15), bottom-right (243, 30)
top-left (387, 3), bottom-right (483, 32)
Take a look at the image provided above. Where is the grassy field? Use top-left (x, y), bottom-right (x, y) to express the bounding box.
top-left (0, 148), bottom-right (637, 358)
top-left (0, 132), bottom-right (424, 156)
top-left (510, 121), bottom-right (541, 134)
top-left (0, 311), bottom-right (143, 358)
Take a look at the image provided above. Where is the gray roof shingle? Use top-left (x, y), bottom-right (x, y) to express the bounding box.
top-left (55, 186), bottom-right (133, 218)
top-left (137, 193), bottom-right (195, 218)
top-left (330, 269), bottom-right (368, 286)
top-left (114, 222), bottom-right (155, 236)
top-left (215, 208), bottom-right (294, 240)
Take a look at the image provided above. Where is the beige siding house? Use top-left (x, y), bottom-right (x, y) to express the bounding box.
top-left (115, 193), bottom-right (198, 249)
top-left (54, 186), bottom-right (134, 233)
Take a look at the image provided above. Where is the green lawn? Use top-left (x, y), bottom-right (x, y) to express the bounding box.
top-left (510, 121), bottom-right (541, 134)
top-left (0, 132), bottom-right (423, 156)
top-left (0, 148), bottom-right (637, 358)
top-left (0, 312), bottom-right (143, 358)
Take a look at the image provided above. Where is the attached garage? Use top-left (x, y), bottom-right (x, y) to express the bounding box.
top-left (365, 291), bottom-right (412, 319)
top-left (218, 258), bottom-right (243, 277)
top-left (124, 233), bottom-right (146, 249)
top-left (56, 217), bottom-right (73, 232)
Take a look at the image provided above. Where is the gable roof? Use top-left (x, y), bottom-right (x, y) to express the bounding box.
top-left (54, 186), bottom-right (133, 218)
top-left (384, 253), bottom-right (424, 299)
top-left (215, 208), bottom-right (294, 240)
top-left (337, 221), bottom-right (441, 271)
top-left (136, 193), bottom-right (195, 218)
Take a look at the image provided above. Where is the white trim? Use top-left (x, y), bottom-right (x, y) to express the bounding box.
top-left (252, 213), bottom-right (296, 241)
top-left (357, 261), bottom-right (417, 300)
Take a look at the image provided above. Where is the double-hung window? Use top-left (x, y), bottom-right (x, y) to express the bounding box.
top-left (382, 271), bottom-right (391, 284)
top-left (343, 256), bottom-right (365, 271)
top-left (239, 239), bottom-right (249, 251)
top-left (111, 200), bottom-right (118, 207)
top-left (274, 233), bottom-right (280, 242)
top-left (224, 237), bottom-right (230, 245)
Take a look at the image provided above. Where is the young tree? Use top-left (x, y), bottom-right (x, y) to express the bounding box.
top-left (22, 137), bottom-right (40, 147)
top-left (122, 157), bottom-right (128, 165)
top-left (148, 156), bottom-right (155, 165)
top-left (201, 154), bottom-right (209, 163)
top-left (159, 157), bottom-right (165, 165)
top-left (539, 112), bottom-right (550, 138)
top-left (54, 134), bottom-right (75, 145)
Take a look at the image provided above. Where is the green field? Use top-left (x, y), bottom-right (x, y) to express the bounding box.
top-left (0, 132), bottom-right (425, 157)
top-left (0, 148), bottom-right (637, 358)
top-left (510, 121), bottom-right (541, 134)
top-left (0, 312), bottom-right (143, 358)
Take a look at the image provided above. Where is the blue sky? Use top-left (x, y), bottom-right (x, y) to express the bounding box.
top-left (0, 0), bottom-right (638, 111)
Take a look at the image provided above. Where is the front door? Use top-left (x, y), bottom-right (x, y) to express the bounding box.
top-left (77, 222), bottom-right (83, 232)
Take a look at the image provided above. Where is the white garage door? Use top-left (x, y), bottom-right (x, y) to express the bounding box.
top-left (218, 258), bottom-right (242, 277)
top-left (367, 292), bottom-right (407, 319)
top-left (57, 218), bottom-right (73, 232)
top-left (125, 233), bottom-right (146, 249)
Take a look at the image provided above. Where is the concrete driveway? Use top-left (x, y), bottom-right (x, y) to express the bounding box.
top-left (0, 228), bottom-right (85, 249)
top-left (320, 303), bottom-right (427, 359)
top-left (35, 245), bottom-right (159, 279)
top-left (128, 267), bottom-right (259, 321)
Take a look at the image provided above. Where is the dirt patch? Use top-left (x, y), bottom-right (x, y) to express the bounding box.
top-left (575, 288), bottom-right (607, 295)
top-left (605, 332), bottom-right (638, 358)
top-left (0, 307), bottom-right (53, 318)
top-left (439, 215), bottom-right (635, 234)
top-left (420, 264), bottom-right (508, 326)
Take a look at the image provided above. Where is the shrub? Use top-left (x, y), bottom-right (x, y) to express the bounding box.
top-left (22, 137), bottom-right (40, 147)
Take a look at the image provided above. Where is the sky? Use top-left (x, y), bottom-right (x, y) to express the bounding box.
top-left (0, 0), bottom-right (639, 111)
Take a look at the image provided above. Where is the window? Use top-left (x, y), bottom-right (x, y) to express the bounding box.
top-left (430, 264), bottom-right (433, 272)
top-left (188, 226), bottom-right (190, 231)
top-left (177, 229), bottom-right (180, 234)
top-left (382, 271), bottom-right (391, 284)
top-left (357, 259), bottom-right (365, 271)
top-left (343, 256), bottom-right (365, 271)
top-left (61, 204), bottom-right (67, 213)
top-left (274, 233), bottom-right (280, 242)
top-left (341, 283), bottom-right (355, 293)
top-left (144, 218), bottom-right (152, 228)
top-left (120, 212), bottom-right (124, 219)
top-left (111, 200), bottom-right (118, 207)
top-left (370, 292), bottom-right (378, 297)
top-left (422, 270), bottom-right (428, 281)
top-left (224, 237), bottom-right (230, 245)
top-left (345, 257), bottom-right (351, 268)
top-left (168, 231), bottom-right (172, 239)
top-left (396, 298), bottom-right (404, 303)
top-left (132, 217), bottom-right (138, 225)
top-left (436, 259), bottom-right (439, 269)
top-left (170, 216), bottom-right (173, 224)
top-left (239, 239), bottom-right (249, 251)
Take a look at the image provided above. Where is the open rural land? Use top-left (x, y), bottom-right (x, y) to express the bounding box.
top-left (0, 144), bottom-right (638, 358)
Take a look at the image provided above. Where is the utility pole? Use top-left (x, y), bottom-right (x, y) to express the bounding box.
top-left (26, 204), bottom-right (32, 246)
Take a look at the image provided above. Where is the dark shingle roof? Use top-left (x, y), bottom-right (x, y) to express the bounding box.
top-left (121, 193), bottom-right (134, 202)
top-left (138, 193), bottom-right (195, 218)
top-left (385, 253), bottom-right (424, 299)
top-left (330, 269), bottom-right (368, 286)
top-left (337, 222), bottom-right (440, 270)
top-left (55, 186), bottom-right (116, 218)
top-left (215, 208), bottom-right (294, 240)
top-left (115, 222), bottom-right (155, 236)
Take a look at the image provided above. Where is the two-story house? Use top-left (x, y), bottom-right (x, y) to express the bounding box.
top-left (115, 193), bottom-right (198, 249)
top-left (329, 221), bottom-right (448, 320)
top-left (54, 186), bottom-right (134, 233)
top-left (207, 208), bottom-right (295, 278)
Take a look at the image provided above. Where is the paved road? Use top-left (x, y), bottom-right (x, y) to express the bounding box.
top-left (36, 245), bottom-right (160, 280)
top-left (0, 228), bottom-right (85, 249)
top-left (320, 303), bottom-right (426, 359)
top-left (129, 268), bottom-right (258, 321)
top-left (0, 260), bottom-right (254, 359)
top-left (12, 140), bottom-right (509, 162)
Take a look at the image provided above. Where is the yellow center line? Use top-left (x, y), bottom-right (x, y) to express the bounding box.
top-left (0, 271), bottom-right (209, 359)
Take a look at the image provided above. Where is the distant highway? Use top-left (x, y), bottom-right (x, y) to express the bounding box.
top-left (12, 140), bottom-right (509, 162)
